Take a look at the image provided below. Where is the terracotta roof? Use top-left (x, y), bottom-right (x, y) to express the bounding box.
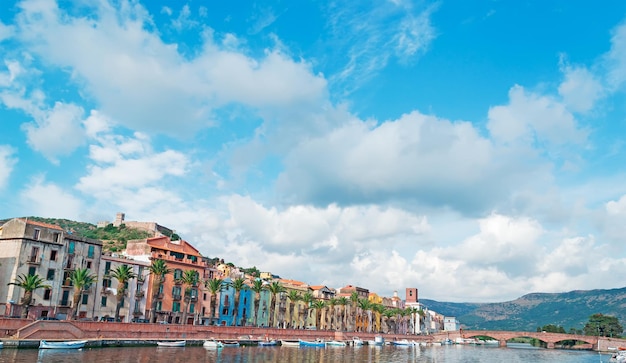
top-left (20, 218), bottom-right (63, 231)
top-left (279, 278), bottom-right (306, 286)
top-left (146, 236), bottom-right (201, 256)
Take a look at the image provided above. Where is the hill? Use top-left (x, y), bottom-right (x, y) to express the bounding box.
top-left (421, 287), bottom-right (626, 331)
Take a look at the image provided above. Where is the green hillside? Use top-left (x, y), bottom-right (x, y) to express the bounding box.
top-left (421, 287), bottom-right (626, 331)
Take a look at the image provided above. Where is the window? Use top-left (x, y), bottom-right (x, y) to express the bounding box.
top-left (28, 266), bottom-right (36, 276)
top-left (53, 232), bottom-right (60, 243)
top-left (47, 269), bottom-right (55, 280)
top-left (33, 229), bottom-right (40, 240)
top-left (103, 279), bottom-right (111, 288)
top-left (191, 289), bottom-right (198, 299)
top-left (101, 296), bottom-right (107, 306)
top-left (88, 245), bottom-right (94, 259)
top-left (156, 301), bottom-right (162, 311)
top-left (173, 302), bottom-right (180, 312)
top-left (82, 294), bottom-right (89, 305)
top-left (203, 293), bottom-right (207, 301)
top-left (172, 286), bottom-right (181, 296)
top-left (30, 247), bottom-right (39, 262)
top-left (173, 269), bottom-right (183, 279)
top-left (189, 303), bottom-right (194, 313)
top-left (43, 289), bottom-right (51, 300)
top-left (105, 261), bottom-right (111, 274)
top-left (68, 241), bottom-right (75, 254)
top-left (158, 284), bottom-right (163, 294)
top-left (86, 261), bottom-right (92, 269)
top-left (50, 250), bottom-right (57, 261)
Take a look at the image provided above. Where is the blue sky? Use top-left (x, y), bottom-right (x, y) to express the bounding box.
top-left (2, 0), bottom-right (626, 303)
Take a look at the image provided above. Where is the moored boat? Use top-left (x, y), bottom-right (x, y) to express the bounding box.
top-left (221, 340), bottom-right (240, 347)
top-left (258, 340), bottom-right (278, 346)
top-left (391, 339), bottom-right (416, 346)
top-left (299, 339), bottom-right (326, 347)
top-left (327, 340), bottom-right (347, 347)
top-left (39, 340), bottom-right (87, 349)
top-left (203, 339), bottom-right (224, 349)
top-left (610, 350), bottom-right (626, 363)
top-left (352, 337), bottom-right (364, 346)
top-left (280, 340), bottom-right (300, 347)
top-left (157, 340), bottom-right (186, 347)
top-left (367, 335), bottom-right (384, 346)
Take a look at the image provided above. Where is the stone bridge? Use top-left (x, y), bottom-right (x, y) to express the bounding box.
top-left (432, 330), bottom-right (626, 350)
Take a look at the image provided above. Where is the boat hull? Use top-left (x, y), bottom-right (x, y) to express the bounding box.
top-left (299, 339), bottom-right (326, 347)
top-left (281, 340), bottom-right (300, 347)
top-left (157, 341), bottom-right (186, 347)
top-left (39, 340), bottom-right (87, 349)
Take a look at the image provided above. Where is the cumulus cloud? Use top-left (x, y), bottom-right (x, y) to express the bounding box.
top-left (488, 85), bottom-right (587, 147)
top-left (558, 63), bottom-right (603, 113)
top-left (0, 20), bottom-right (14, 41)
top-left (13, 0), bottom-right (327, 137)
top-left (21, 102), bottom-right (86, 163)
top-left (606, 21), bottom-right (626, 90)
top-left (0, 146), bottom-right (17, 189)
top-left (19, 177), bottom-right (82, 219)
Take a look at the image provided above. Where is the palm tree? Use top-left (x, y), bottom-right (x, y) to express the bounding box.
top-left (371, 304), bottom-right (385, 333)
top-left (286, 290), bottom-right (301, 329)
top-left (383, 308), bottom-right (396, 333)
top-left (349, 291), bottom-right (359, 332)
top-left (266, 281), bottom-right (285, 328)
top-left (205, 278), bottom-right (224, 325)
top-left (8, 273), bottom-right (50, 318)
top-left (250, 279), bottom-right (264, 326)
top-left (311, 300), bottom-right (326, 329)
top-left (357, 298), bottom-right (372, 332)
top-left (300, 292), bottom-right (314, 329)
top-left (178, 270), bottom-right (199, 324)
top-left (108, 265), bottom-right (136, 321)
top-left (147, 259), bottom-right (171, 323)
top-left (337, 297), bottom-right (349, 331)
top-left (327, 297), bottom-right (338, 330)
top-left (230, 277), bottom-right (247, 326)
top-left (69, 268), bottom-right (96, 320)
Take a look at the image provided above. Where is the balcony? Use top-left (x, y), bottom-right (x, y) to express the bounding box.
top-left (26, 255), bottom-right (41, 265)
top-left (133, 309), bottom-right (143, 316)
top-left (59, 300), bottom-right (70, 307)
top-left (156, 293), bottom-right (164, 300)
top-left (172, 295), bottom-right (182, 301)
top-left (135, 290), bottom-right (145, 298)
top-left (62, 279), bottom-right (73, 287)
top-left (137, 276), bottom-right (145, 283)
top-left (190, 296), bottom-right (198, 302)
top-left (101, 287), bottom-right (110, 294)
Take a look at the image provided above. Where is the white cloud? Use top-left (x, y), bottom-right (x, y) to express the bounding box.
top-left (19, 177), bottom-right (83, 219)
top-left (606, 21), bottom-right (626, 90)
top-left (21, 102), bottom-right (86, 163)
top-left (558, 64), bottom-right (603, 113)
top-left (487, 85), bottom-right (587, 146)
top-left (13, 0), bottom-right (327, 137)
top-left (0, 20), bottom-right (15, 41)
top-left (0, 146), bottom-right (18, 190)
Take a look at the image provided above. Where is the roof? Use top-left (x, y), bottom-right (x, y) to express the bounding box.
top-left (146, 236), bottom-right (201, 256)
top-left (19, 218), bottom-right (63, 231)
top-left (279, 278), bottom-right (306, 286)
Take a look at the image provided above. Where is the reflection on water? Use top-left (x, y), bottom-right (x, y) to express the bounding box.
top-left (0, 344), bottom-right (612, 363)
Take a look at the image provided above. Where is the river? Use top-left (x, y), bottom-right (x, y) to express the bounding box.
top-left (0, 343), bottom-right (614, 362)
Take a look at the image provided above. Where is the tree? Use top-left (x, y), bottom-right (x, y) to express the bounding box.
top-left (358, 298), bottom-right (372, 332)
top-left (349, 292), bottom-right (359, 332)
top-left (230, 278), bottom-right (247, 326)
top-left (286, 290), bottom-right (301, 329)
top-left (250, 279), bottom-right (265, 327)
top-left (179, 270), bottom-right (199, 324)
top-left (69, 268), bottom-right (96, 320)
top-left (108, 265), bottom-right (136, 321)
top-left (266, 281), bottom-right (285, 328)
top-left (327, 297), bottom-right (338, 330)
top-left (337, 297), bottom-right (349, 331)
top-left (147, 259), bottom-right (171, 323)
top-left (8, 274), bottom-right (51, 318)
top-left (300, 292), bottom-right (314, 328)
top-left (312, 300), bottom-right (326, 329)
top-left (205, 278), bottom-right (224, 325)
top-left (584, 313), bottom-right (623, 337)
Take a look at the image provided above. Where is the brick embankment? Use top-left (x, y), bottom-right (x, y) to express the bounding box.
top-left (0, 318), bottom-right (433, 346)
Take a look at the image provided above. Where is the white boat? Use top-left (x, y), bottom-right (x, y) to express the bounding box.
top-left (157, 340), bottom-right (186, 347)
top-left (352, 337), bottom-right (364, 346)
top-left (281, 340), bottom-right (300, 347)
top-left (39, 340), bottom-right (87, 349)
top-left (0, 341), bottom-right (3, 349)
top-left (221, 340), bottom-right (240, 347)
top-left (203, 339), bottom-right (224, 349)
top-left (391, 339), bottom-right (416, 346)
top-left (327, 340), bottom-right (347, 347)
top-left (483, 339), bottom-right (499, 345)
top-left (258, 339), bottom-right (278, 346)
top-left (610, 350), bottom-right (626, 363)
top-left (367, 335), bottom-right (384, 346)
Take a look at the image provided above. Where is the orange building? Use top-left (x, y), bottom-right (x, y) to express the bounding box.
top-left (125, 236), bottom-right (211, 324)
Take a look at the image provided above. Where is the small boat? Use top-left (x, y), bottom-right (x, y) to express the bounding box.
top-left (39, 340), bottom-right (88, 349)
top-left (203, 339), bottom-right (224, 349)
top-left (258, 339), bottom-right (278, 346)
top-left (610, 350), bottom-right (626, 363)
top-left (221, 340), bottom-right (240, 347)
top-left (157, 340), bottom-right (186, 347)
top-left (367, 335), bottom-right (384, 346)
top-left (327, 340), bottom-right (347, 347)
top-left (0, 341), bottom-right (3, 349)
top-left (299, 339), bottom-right (326, 347)
top-left (391, 339), bottom-right (416, 346)
top-left (280, 340), bottom-right (300, 347)
top-left (352, 337), bottom-right (364, 346)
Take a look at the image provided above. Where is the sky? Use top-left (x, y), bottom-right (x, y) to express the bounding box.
top-left (1, 0), bottom-right (626, 303)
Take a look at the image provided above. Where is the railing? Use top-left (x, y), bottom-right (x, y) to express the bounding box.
top-left (156, 293), bottom-right (164, 299)
top-left (59, 300), bottom-right (70, 307)
top-left (101, 287), bottom-right (109, 294)
top-left (62, 279), bottom-right (73, 287)
top-left (137, 276), bottom-right (145, 283)
top-left (133, 309), bottom-right (143, 316)
top-left (27, 256), bottom-right (40, 264)
top-left (173, 295), bottom-right (182, 301)
top-left (190, 296), bottom-right (198, 301)
top-left (135, 291), bottom-right (145, 298)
